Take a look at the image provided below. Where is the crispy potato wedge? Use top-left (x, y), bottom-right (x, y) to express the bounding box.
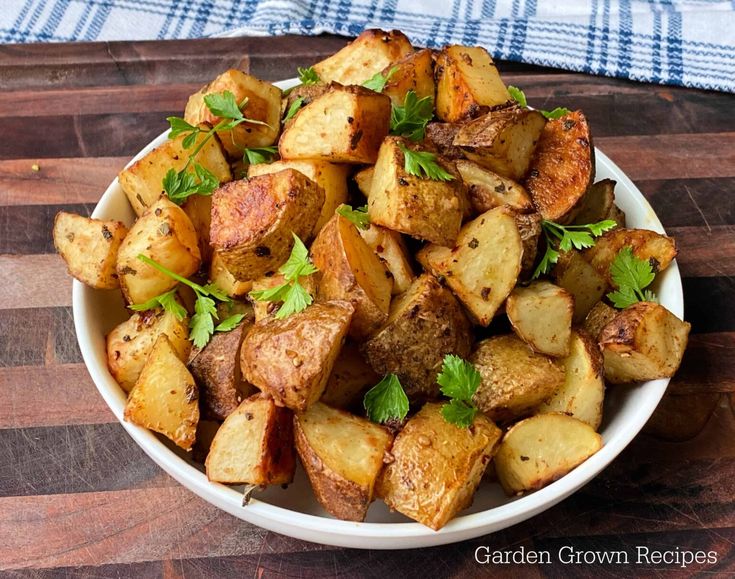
top-left (583, 300), bottom-right (619, 341)
top-left (376, 402), bottom-right (502, 530)
top-left (524, 111), bottom-right (594, 222)
top-left (471, 335), bottom-right (565, 422)
top-left (368, 137), bottom-right (465, 246)
top-left (124, 335), bottom-right (199, 450)
top-left (363, 273), bottom-right (473, 401)
top-left (321, 341), bottom-right (379, 409)
top-left (495, 413), bottom-right (603, 495)
top-left (53, 212), bottom-right (128, 289)
top-left (424, 122), bottom-right (465, 160)
top-left (552, 250), bottom-right (608, 323)
top-left (294, 402), bottom-right (393, 521)
top-left (599, 302), bottom-right (691, 384)
top-left (249, 272), bottom-right (319, 323)
top-left (209, 251), bottom-right (253, 299)
top-left (354, 166), bottom-right (374, 197)
top-left (311, 214), bottom-right (393, 339)
top-left (359, 224), bottom-right (415, 294)
top-left (210, 169), bottom-right (324, 281)
top-left (417, 206), bottom-right (523, 325)
top-left (453, 105), bottom-right (546, 181)
top-left (381, 48), bottom-right (435, 106)
top-left (506, 281), bottom-right (574, 357)
top-left (107, 305), bottom-right (191, 392)
top-left (435, 45), bottom-right (512, 122)
top-left (240, 301), bottom-right (354, 411)
top-left (279, 84), bottom-right (391, 164)
top-left (538, 331), bottom-right (605, 429)
top-left (456, 159), bottom-right (534, 214)
top-left (514, 212), bottom-right (542, 279)
top-left (116, 197), bottom-right (201, 305)
top-left (312, 29), bottom-right (413, 86)
top-left (205, 393), bottom-right (295, 485)
top-left (573, 179), bottom-right (625, 228)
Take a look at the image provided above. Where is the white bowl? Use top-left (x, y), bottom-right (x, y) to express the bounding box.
top-left (73, 78), bottom-right (683, 550)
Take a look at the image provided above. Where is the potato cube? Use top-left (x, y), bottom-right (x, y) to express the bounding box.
top-left (358, 224), bottom-right (415, 294)
top-left (182, 194), bottom-right (212, 263)
top-left (582, 301), bottom-right (619, 341)
top-left (354, 166), bottom-right (374, 197)
top-left (573, 179), bottom-right (625, 228)
top-left (321, 341), bottom-right (379, 409)
top-left (552, 250), bottom-right (608, 323)
top-left (208, 251), bottom-right (253, 299)
top-left (381, 48), bottom-right (435, 106)
top-left (455, 159), bottom-right (533, 214)
top-left (424, 122), bottom-right (465, 160)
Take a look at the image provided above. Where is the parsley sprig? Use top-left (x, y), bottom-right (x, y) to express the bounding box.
top-left (362, 66), bottom-right (398, 93)
top-left (607, 246), bottom-right (658, 308)
top-left (438, 355), bottom-right (482, 428)
top-left (363, 374), bottom-right (409, 424)
top-left (249, 234), bottom-right (318, 319)
top-left (243, 146), bottom-right (278, 166)
top-left (390, 90), bottom-right (434, 141)
top-left (298, 66), bottom-right (320, 85)
top-left (533, 219), bottom-right (617, 279)
top-left (398, 143), bottom-right (454, 182)
top-left (508, 85), bottom-right (571, 120)
top-left (283, 97), bottom-right (304, 123)
top-left (337, 204), bottom-right (370, 230)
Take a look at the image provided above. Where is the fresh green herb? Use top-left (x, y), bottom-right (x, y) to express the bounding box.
top-left (298, 66), bottom-right (320, 85)
top-left (129, 288), bottom-right (187, 320)
top-left (390, 90), bottom-right (434, 141)
top-left (607, 247), bottom-right (658, 308)
top-left (337, 204), bottom-right (370, 230)
top-left (283, 97), bottom-right (304, 123)
top-left (134, 255), bottom-right (232, 348)
top-left (363, 374), bottom-right (410, 424)
top-left (533, 219), bottom-right (618, 279)
top-left (249, 234), bottom-right (318, 319)
top-left (244, 146), bottom-right (278, 165)
top-left (362, 66), bottom-right (398, 93)
top-left (437, 354), bottom-right (481, 428)
top-left (215, 313), bottom-right (246, 333)
top-left (162, 162), bottom-right (219, 204)
top-left (542, 107), bottom-right (571, 120)
top-left (398, 143), bottom-right (454, 182)
top-left (507, 85), bottom-right (571, 120)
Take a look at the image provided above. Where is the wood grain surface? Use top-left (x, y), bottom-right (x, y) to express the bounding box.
top-left (0, 35), bottom-right (733, 578)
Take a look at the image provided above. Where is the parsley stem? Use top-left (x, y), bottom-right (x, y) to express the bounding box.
top-left (137, 254), bottom-right (208, 297)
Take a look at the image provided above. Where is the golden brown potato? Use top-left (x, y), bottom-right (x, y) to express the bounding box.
top-left (124, 335), bottom-right (199, 450)
top-left (456, 159), bottom-right (534, 214)
top-left (417, 207), bottom-right (523, 325)
top-left (552, 250), bottom-right (608, 323)
top-left (210, 169), bottom-right (324, 281)
top-left (248, 159), bottom-right (350, 232)
top-left (354, 166), bottom-right (374, 197)
top-left (240, 301), bottom-right (354, 411)
top-left (423, 122), bottom-right (465, 160)
top-left (279, 84), bottom-right (391, 164)
top-left (205, 393), bottom-right (295, 486)
top-left (182, 194), bottom-right (212, 263)
top-left (312, 29), bottom-right (413, 85)
top-left (494, 413), bottom-right (603, 495)
top-left (381, 48), bottom-right (435, 106)
top-left (435, 45), bottom-right (512, 122)
top-left (368, 137), bottom-right (465, 247)
top-left (249, 272), bottom-right (319, 323)
top-left (599, 302), bottom-right (691, 384)
top-left (294, 402), bottom-right (393, 522)
top-left (376, 402), bottom-right (502, 530)
top-left (320, 341), bottom-right (379, 409)
top-left (311, 214), bottom-right (392, 339)
top-left (453, 105), bottom-right (546, 181)
top-left (208, 251), bottom-right (253, 299)
top-left (506, 281), bottom-right (574, 357)
top-left (53, 212), bottom-right (128, 289)
top-left (514, 211), bottom-right (542, 278)
top-left (118, 131), bottom-right (232, 217)
top-left (538, 331), bottom-right (605, 429)
top-left (358, 224), bottom-right (415, 294)
top-left (524, 111), bottom-right (594, 222)
top-left (184, 69), bottom-right (281, 158)
top-left (107, 305), bottom-right (191, 392)
top-left (572, 179), bottom-right (625, 228)
top-left (583, 300), bottom-right (619, 340)
top-left (116, 197), bottom-right (201, 305)
top-left (362, 273), bottom-right (473, 401)
top-left (471, 335), bottom-right (565, 422)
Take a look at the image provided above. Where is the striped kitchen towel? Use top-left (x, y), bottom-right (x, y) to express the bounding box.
top-left (3, 0), bottom-right (734, 92)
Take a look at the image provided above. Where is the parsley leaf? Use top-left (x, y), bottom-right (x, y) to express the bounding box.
top-left (129, 288), bottom-right (187, 321)
top-left (298, 66), bottom-right (320, 85)
top-left (167, 117), bottom-right (198, 140)
top-left (215, 313), bottom-right (246, 333)
top-left (441, 399), bottom-right (478, 428)
top-left (390, 90), bottom-right (434, 141)
top-left (398, 143), bottom-right (454, 182)
top-left (244, 146), bottom-right (278, 165)
top-left (279, 234), bottom-right (318, 281)
top-left (275, 282), bottom-right (313, 319)
top-left (337, 204), bottom-right (370, 230)
top-left (436, 354), bottom-right (482, 428)
top-left (162, 162), bottom-right (219, 205)
top-left (606, 246), bottom-right (658, 308)
top-left (363, 374), bottom-right (409, 424)
top-left (283, 97), bottom-right (304, 123)
top-left (508, 85), bottom-right (571, 120)
top-left (362, 66), bottom-right (398, 93)
top-left (203, 91), bottom-right (245, 120)
top-left (542, 107), bottom-right (571, 120)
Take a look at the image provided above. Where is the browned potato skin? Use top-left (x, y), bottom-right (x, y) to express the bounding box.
top-left (321, 341), bottom-right (379, 409)
top-left (240, 301), bottom-right (354, 411)
top-left (282, 83), bottom-right (330, 120)
top-left (583, 301), bottom-right (619, 340)
top-left (456, 160), bottom-right (534, 214)
top-left (524, 111), bottom-right (595, 222)
top-left (363, 274), bottom-right (473, 401)
top-left (53, 212), bottom-right (128, 289)
top-left (376, 402), bottom-right (502, 530)
top-left (423, 122), bottom-right (465, 160)
top-left (381, 48), bottom-right (435, 106)
top-left (210, 169), bottom-right (324, 281)
top-left (514, 212), bottom-right (542, 278)
top-left (311, 214), bottom-right (393, 339)
top-left (572, 179), bottom-right (625, 228)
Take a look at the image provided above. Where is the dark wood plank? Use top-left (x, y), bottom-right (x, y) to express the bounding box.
top-left (0, 255), bottom-right (71, 309)
top-left (0, 203), bottom-right (93, 255)
top-left (683, 277), bottom-right (735, 334)
top-left (2, 562), bottom-right (163, 578)
top-left (0, 307), bottom-right (80, 367)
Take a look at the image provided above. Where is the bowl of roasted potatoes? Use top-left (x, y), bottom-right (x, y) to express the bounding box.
top-left (55, 30), bottom-right (690, 549)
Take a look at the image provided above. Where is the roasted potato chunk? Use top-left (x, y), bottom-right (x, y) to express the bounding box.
top-left (210, 169), bottom-right (324, 281)
top-left (417, 207), bottom-right (523, 325)
top-left (359, 224), bottom-right (415, 294)
top-left (514, 212), bottom-right (542, 279)
top-left (538, 331), bottom-right (605, 429)
top-left (312, 29), bottom-right (413, 85)
top-left (124, 335), bottom-right (199, 450)
top-left (583, 300), bottom-right (619, 340)
top-left (294, 402), bottom-right (393, 522)
top-left (471, 335), bottom-right (565, 422)
top-left (376, 402), bottom-right (502, 530)
top-left (311, 214), bottom-right (393, 339)
top-left (205, 394), bottom-right (295, 486)
top-left (524, 111), bottom-right (594, 222)
top-left (321, 341), bottom-right (379, 409)
top-left (208, 251), bottom-right (253, 299)
top-left (53, 212), bottom-right (128, 289)
top-left (456, 159), bottom-right (534, 214)
top-left (495, 413), bottom-right (603, 495)
top-left (116, 197), bottom-right (201, 305)
top-left (506, 281), bottom-right (574, 357)
top-left (552, 250), bottom-right (608, 323)
top-left (240, 301), bottom-right (354, 411)
top-left (435, 45), bottom-right (512, 122)
top-left (354, 166), bottom-right (374, 197)
top-left (279, 85), bottom-right (391, 164)
top-left (424, 122), bottom-right (465, 160)
top-left (184, 69), bottom-right (281, 158)
top-left (363, 273), bottom-right (473, 401)
top-left (381, 48), bottom-right (435, 106)
top-left (573, 179), bottom-right (625, 228)
top-left (599, 302), bottom-right (691, 384)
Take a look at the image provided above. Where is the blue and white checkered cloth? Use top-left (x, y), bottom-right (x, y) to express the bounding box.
top-left (3, 1), bottom-right (735, 92)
